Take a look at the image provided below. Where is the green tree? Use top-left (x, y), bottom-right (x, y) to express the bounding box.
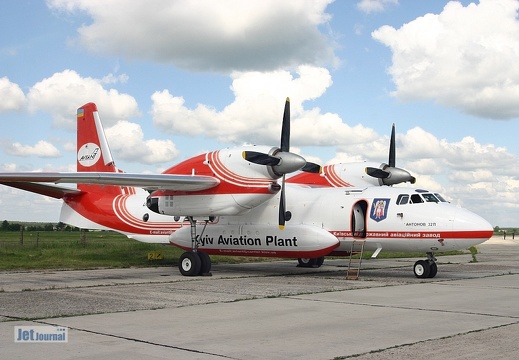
top-left (1, 220), bottom-right (9, 231)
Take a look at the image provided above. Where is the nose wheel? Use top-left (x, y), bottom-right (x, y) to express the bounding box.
top-left (413, 253), bottom-right (437, 278)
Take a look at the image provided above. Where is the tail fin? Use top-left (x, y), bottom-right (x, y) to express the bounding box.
top-left (76, 103), bottom-right (122, 194)
top-left (77, 103), bottom-right (116, 172)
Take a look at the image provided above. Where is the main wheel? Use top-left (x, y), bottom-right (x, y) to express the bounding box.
top-left (197, 251), bottom-right (212, 275)
top-left (413, 260), bottom-right (431, 279)
top-left (298, 258), bottom-right (317, 267)
top-left (179, 251), bottom-right (202, 276)
top-left (428, 262), bottom-right (438, 278)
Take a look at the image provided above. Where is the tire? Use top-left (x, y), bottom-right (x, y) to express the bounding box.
top-left (298, 258), bottom-right (317, 267)
top-left (428, 262), bottom-right (438, 278)
top-left (179, 251), bottom-right (202, 276)
top-left (197, 251), bottom-right (212, 275)
top-left (315, 257), bottom-right (325, 267)
top-left (413, 260), bottom-right (431, 279)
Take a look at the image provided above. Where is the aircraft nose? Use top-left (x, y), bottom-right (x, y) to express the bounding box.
top-left (454, 206), bottom-right (494, 241)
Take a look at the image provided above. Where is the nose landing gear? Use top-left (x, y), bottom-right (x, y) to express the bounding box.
top-left (413, 252), bottom-right (438, 278)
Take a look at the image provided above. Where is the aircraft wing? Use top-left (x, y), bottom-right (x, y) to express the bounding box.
top-left (0, 172), bottom-right (220, 195)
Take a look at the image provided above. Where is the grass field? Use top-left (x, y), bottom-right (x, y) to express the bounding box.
top-left (0, 230), bottom-right (183, 270)
top-left (0, 230), bottom-right (284, 270)
top-left (0, 230), bottom-right (465, 271)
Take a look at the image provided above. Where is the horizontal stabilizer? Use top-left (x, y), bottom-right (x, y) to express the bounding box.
top-left (0, 181), bottom-right (82, 199)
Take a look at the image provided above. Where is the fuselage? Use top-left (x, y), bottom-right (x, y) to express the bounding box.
top-left (60, 182), bottom-right (493, 258)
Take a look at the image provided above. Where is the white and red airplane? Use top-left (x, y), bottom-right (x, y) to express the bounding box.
top-left (0, 99), bottom-right (493, 278)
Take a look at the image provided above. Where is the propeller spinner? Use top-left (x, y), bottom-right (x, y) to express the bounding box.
top-left (242, 98), bottom-right (321, 229)
top-left (365, 124), bottom-right (416, 186)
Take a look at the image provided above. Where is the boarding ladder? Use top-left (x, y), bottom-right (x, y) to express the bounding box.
top-left (346, 240), bottom-right (366, 280)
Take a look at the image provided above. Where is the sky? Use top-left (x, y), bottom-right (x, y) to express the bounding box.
top-left (1, 0), bottom-right (518, 227)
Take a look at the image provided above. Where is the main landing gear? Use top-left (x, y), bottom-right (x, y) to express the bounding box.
top-left (413, 252), bottom-right (438, 278)
top-left (297, 257), bottom-right (325, 268)
top-left (178, 216), bottom-right (212, 277)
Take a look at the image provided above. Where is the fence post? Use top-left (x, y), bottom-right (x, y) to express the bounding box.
top-left (19, 226), bottom-right (23, 246)
top-left (80, 229), bottom-right (87, 246)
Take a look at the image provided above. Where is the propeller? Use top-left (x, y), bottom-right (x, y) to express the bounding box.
top-left (242, 98), bottom-right (321, 229)
top-left (365, 123), bottom-right (416, 186)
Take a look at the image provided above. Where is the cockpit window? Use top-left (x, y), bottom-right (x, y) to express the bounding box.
top-left (396, 194), bottom-right (409, 205)
top-left (422, 193), bottom-right (439, 203)
top-left (434, 193), bottom-right (448, 202)
top-left (399, 191), bottom-right (448, 204)
top-left (410, 194), bottom-right (423, 203)
top-left (398, 193), bottom-right (446, 204)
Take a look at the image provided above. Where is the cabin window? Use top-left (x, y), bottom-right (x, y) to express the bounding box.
top-left (396, 194), bottom-right (409, 205)
top-left (410, 194), bottom-right (423, 203)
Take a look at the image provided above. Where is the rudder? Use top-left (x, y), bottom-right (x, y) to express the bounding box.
top-left (76, 103), bottom-right (123, 194)
top-left (77, 103), bottom-right (116, 172)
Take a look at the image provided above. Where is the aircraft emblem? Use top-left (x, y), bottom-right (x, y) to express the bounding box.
top-left (370, 198), bottom-right (390, 222)
top-left (77, 143), bottom-right (101, 167)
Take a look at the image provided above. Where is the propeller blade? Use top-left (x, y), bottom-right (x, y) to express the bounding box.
top-left (280, 98), bottom-right (290, 152)
top-left (389, 123), bottom-right (396, 168)
top-left (301, 162), bottom-right (322, 174)
top-left (366, 167), bottom-right (390, 179)
top-left (365, 124), bottom-right (416, 185)
top-left (279, 175), bottom-right (286, 229)
top-left (242, 151), bottom-right (280, 166)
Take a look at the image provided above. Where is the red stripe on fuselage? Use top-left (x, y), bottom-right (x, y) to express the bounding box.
top-left (65, 191), bottom-right (182, 234)
top-left (112, 194), bottom-right (183, 233)
top-left (329, 230), bottom-right (494, 240)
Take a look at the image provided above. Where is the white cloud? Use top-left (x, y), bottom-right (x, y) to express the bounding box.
top-left (47, 0), bottom-right (337, 72)
top-left (0, 71), bottom-right (178, 165)
top-left (104, 121), bottom-right (179, 165)
top-left (101, 73), bottom-right (129, 85)
top-left (357, 0), bottom-right (398, 14)
top-left (372, 0), bottom-right (519, 119)
top-left (449, 169), bottom-right (495, 183)
top-left (5, 140), bottom-right (60, 158)
top-left (0, 77), bottom-right (26, 111)
top-left (27, 70), bottom-right (140, 130)
top-left (152, 65), bottom-right (378, 146)
top-left (441, 136), bottom-right (515, 171)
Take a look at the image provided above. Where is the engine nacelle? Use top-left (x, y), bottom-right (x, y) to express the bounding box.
top-left (289, 162), bottom-right (415, 188)
top-left (147, 146), bottom-right (288, 217)
top-left (146, 191), bottom-right (277, 217)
